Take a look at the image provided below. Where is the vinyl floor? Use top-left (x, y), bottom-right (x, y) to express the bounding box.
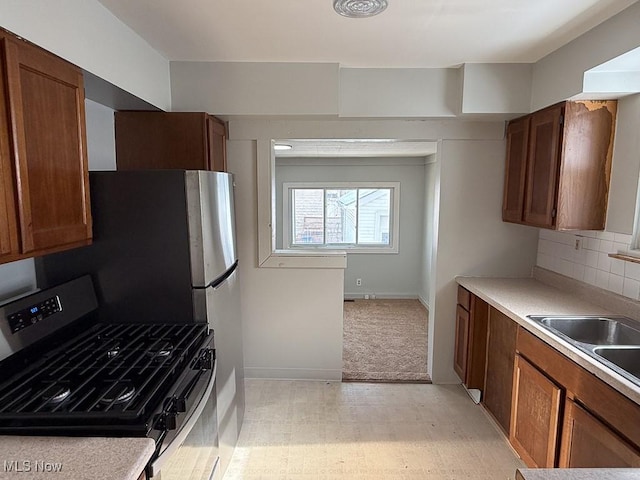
top-left (223, 379), bottom-right (524, 480)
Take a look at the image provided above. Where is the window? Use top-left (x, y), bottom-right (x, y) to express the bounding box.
top-left (283, 182), bottom-right (400, 252)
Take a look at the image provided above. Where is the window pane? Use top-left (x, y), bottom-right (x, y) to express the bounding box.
top-left (326, 189), bottom-right (356, 244)
top-left (357, 188), bottom-right (391, 244)
top-left (292, 189), bottom-right (324, 244)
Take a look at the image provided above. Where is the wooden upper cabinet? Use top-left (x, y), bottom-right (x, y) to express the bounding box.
top-left (503, 100), bottom-right (617, 230)
top-left (510, 354), bottom-right (562, 468)
top-left (559, 399), bottom-right (640, 468)
top-left (207, 116), bottom-right (227, 172)
top-left (557, 101), bottom-right (617, 230)
top-left (0, 40), bottom-right (19, 261)
top-left (523, 104), bottom-right (563, 228)
top-left (115, 112), bottom-right (228, 172)
top-left (502, 116), bottom-right (529, 223)
top-left (0, 30), bottom-right (91, 264)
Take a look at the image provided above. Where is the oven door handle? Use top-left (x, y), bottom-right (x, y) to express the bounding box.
top-left (149, 359), bottom-right (217, 477)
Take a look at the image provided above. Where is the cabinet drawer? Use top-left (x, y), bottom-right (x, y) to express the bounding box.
top-left (457, 286), bottom-right (471, 310)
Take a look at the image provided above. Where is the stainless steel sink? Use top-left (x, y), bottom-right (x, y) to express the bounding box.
top-left (593, 346), bottom-right (640, 380)
top-left (537, 316), bottom-right (640, 346)
top-left (528, 315), bottom-right (640, 387)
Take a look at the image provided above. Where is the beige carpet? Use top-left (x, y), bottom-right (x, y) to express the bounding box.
top-left (342, 299), bottom-right (430, 382)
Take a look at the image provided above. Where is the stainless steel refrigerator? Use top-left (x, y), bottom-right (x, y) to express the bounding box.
top-left (36, 170), bottom-right (244, 479)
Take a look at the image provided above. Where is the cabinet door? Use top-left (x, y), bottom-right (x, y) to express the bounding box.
top-left (4, 37), bottom-right (91, 254)
top-left (115, 112), bottom-right (209, 170)
top-left (466, 295), bottom-right (488, 390)
top-left (559, 399), bottom-right (640, 468)
top-left (510, 355), bottom-right (562, 468)
top-left (523, 104), bottom-right (563, 228)
top-left (454, 304), bottom-right (470, 382)
top-left (0, 39), bottom-right (19, 260)
top-left (502, 116), bottom-right (529, 223)
top-left (207, 116), bottom-right (227, 172)
top-left (483, 307), bottom-right (517, 434)
top-left (556, 100), bottom-right (617, 230)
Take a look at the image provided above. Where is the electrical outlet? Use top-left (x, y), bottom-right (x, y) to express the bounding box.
top-left (356, 278), bottom-right (362, 286)
top-left (574, 236), bottom-right (582, 251)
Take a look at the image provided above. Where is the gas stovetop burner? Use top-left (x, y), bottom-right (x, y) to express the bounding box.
top-left (105, 342), bottom-right (121, 359)
top-left (41, 384), bottom-right (71, 404)
top-left (100, 382), bottom-right (136, 405)
top-left (146, 341), bottom-right (173, 359)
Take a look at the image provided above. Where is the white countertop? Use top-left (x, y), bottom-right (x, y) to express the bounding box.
top-left (0, 436), bottom-right (155, 480)
top-left (517, 469), bottom-right (640, 480)
top-left (456, 276), bottom-right (640, 405)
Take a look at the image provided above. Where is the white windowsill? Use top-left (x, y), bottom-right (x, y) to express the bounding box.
top-left (260, 249), bottom-right (347, 269)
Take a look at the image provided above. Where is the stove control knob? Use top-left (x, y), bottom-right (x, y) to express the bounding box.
top-left (173, 397), bottom-right (187, 413)
top-left (155, 412), bottom-right (177, 431)
top-left (194, 349), bottom-right (214, 370)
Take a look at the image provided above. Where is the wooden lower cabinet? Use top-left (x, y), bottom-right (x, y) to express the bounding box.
top-left (454, 287), bottom-right (488, 390)
top-left (453, 304), bottom-right (469, 381)
top-left (510, 354), bottom-right (562, 467)
top-left (483, 307), bottom-right (517, 434)
top-left (559, 399), bottom-right (640, 468)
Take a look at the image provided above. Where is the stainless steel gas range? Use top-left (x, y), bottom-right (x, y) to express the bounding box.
top-left (0, 275), bottom-right (218, 479)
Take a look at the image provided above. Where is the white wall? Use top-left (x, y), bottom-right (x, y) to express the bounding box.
top-left (606, 93), bottom-right (640, 234)
top-left (461, 64), bottom-right (532, 115)
top-left (227, 140), bottom-right (345, 380)
top-left (531, 1), bottom-right (640, 110)
top-left (85, 100), bottom-right (117, 171)
top-left (0, 259), bottom-right (36, 302)
top-left (170, 62), bottom-right (339, 115)
top-left (0, 0), bottom-right (171, 110)
top-left (274, 157), bottom-right (427, 298)
top-left (340, 68), bottom-right (459, 117)
top-left (430, 139), bottom-right (539, 383)
top-left (420, 156), bottom-right (439, 309)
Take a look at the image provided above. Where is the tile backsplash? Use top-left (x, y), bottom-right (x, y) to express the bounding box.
top-left (536, 229), bottom-right (640, 301)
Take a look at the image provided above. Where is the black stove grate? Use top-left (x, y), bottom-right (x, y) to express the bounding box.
top-left (0, 323), bottom-right (208, 428)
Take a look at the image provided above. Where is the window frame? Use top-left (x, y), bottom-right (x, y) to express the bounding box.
top-left (282, 181), bottom-right (400, 254)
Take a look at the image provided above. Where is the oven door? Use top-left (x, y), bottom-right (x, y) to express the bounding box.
top-left (151, 360), bottom-right (219, 480)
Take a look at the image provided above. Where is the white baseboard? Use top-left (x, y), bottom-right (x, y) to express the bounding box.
top-left (417, 295), bottom-right (430, 312)
top-left (244, 367), bottom-right (342, 381)
top-left (343, 293), bottom-right (420, 300)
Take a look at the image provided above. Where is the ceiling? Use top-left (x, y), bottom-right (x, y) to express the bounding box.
top-left (97, 0), bottom-right (637, 67)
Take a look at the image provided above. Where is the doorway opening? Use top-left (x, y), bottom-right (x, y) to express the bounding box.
top-left (273, 139), bottom-right (438, 382)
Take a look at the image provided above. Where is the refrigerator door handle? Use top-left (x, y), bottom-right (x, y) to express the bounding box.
top-left (193, 261), bottom-right (238, 290)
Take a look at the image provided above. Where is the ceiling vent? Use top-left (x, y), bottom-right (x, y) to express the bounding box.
top-left (333, 0), bottom-right (388, 18)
